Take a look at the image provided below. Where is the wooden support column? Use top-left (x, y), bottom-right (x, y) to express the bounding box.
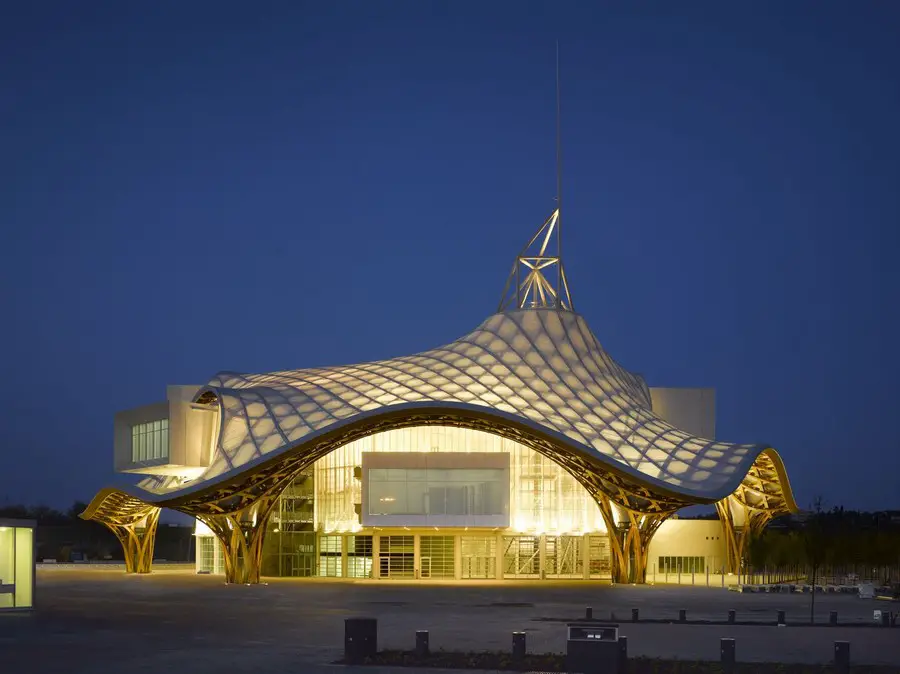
top-left (716, 496), bottom-right (774, 575)
top-left (716, 497), bottom-right (744, 574)
top-left (597, 495), bottom-right (628, 583)
top-left (622, 509), bottom-right (667, 584)
top-left (103, 508), bottom-right (161, 574)
top-left (197, 494), bottom-right (278, 584)
top-left (597, 495), bottom-right (669, 584)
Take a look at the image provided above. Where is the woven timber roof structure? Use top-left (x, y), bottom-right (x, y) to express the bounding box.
top-left (83, 209), bottom-right (796, 544)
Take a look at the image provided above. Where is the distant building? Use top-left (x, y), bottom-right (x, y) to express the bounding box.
top-left (83, 209), bottom-right (795, 584)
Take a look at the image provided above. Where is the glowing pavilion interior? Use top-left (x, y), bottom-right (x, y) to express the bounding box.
top-left (82, 207), bottom-right (796, 584)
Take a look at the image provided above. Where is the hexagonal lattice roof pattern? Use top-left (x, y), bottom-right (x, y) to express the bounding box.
top-left (134, 308), bottom-right (783, 504)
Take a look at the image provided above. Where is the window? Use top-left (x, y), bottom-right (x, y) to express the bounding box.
top-left (367, 468), bottom-right (505, 517)
top-left (379, 535), bottom-right (414, 579)
top-left (198, 537), bottom-right (216, 573)
top-left (420, 536), bottom-right (454, 579)
top-left (131, 419), bottom-right (169, 462)
top-left (347, 535), bottom-right (373, 578)
top-left (318, 535), bottom-right (343, 577)
top-left (461, 536), bottom-right (496, 579)
top-left (503, 536), bottom-right (540, 577)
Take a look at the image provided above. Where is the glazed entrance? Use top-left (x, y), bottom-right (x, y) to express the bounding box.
top-left (197, 425), bottom-right (616, 580)
top-left (199, 527), bottom-right (612, 580)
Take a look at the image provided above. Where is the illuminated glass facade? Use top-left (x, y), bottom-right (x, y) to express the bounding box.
top-left (314, 426), bottom-right (606, 534)
top-left (0, 520), bottom-right (35, 610)
top-left (196, 425), bottom-right (618, 580)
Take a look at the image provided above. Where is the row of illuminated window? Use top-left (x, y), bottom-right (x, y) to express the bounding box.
top-left (131, 419), bottom-right (169, 463)
top-left (658, 555), bottom-right (705, 574)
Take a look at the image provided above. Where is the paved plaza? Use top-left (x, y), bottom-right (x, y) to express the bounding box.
top-left (0, 569), bottom-right (898, 674)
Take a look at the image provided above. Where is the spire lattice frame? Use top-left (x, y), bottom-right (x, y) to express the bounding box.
top-left (499, 209), bottom-right (573, 311)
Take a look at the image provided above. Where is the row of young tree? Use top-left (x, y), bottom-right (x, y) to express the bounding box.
top-left (744, 506), bottom-right (900, 587)
top-left (0, 501), bottom-right (90, 524)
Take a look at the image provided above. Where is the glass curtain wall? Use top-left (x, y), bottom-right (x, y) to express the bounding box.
top-left (347, 535), bottom-right (373, 578)
top-left (315, 426), bottom-right (606, 535)
top-left (419, 536), bottom-right (455, 579)
top-left (503, 536), bottom-right (541, 577)
top-left (379, 535), bottom-right (415, 578)
top-left (263, 470), bottom-right (315, 577)
top-left (544, 535), bottom-right (583, 577)
top-left (461, 536), bottom-right (496, 579)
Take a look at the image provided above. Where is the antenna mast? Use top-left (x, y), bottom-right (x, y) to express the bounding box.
top-left (556, 40), bottom-right (562, 263)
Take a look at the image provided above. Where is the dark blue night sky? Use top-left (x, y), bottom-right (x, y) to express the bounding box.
top-left (2, 2), bottom-right (898, 511)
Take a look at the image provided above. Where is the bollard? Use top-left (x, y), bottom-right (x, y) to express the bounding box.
top-left (834, 641), bottom-right (850, 674)
top-left (720, 638), bottom-right (736, 674)
top-left (511, 632), bottom-right (526, 660)
top-left (344, 617), bottom-right (377, 663)
top-left (830, 610), bottom-right (838, 626)
top-left (728, 609), bottom-right (736, 624)
top-left (585, 606), bottom-right (593, 620)
top-left (415, 630), bottom-right (429, 657)
top-left (632, 608), bottom-right (639, 622)
top-left (618, 636), bottom-right (628, 673)
top-left (881, 611), bottom-right (892, 627)
top-left (679, 609), bottom-right (687, 623)
top-left (777, 610), bottom-right (786, 626)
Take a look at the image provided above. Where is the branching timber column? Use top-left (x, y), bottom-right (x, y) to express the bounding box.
top-left (106, 508), bottom-right (161, 574)
top-left (596, 494), bottom-right (670, 584)
top-left (715, 499), bottom-right (739, 573)
top-left (197, 494), bottom-right (278, 584)
top-left (596, 495), bottom-right (628, 582)
top-left (618, 509), bottom-right (668, 584)
top-left (716, 496), bottom-right (774, 574)
top-left (80, 491), bottom-right (162, 574)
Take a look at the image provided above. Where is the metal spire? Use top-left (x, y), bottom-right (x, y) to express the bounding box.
top-left (556, 40), bottom-right (562, 267)
top-left (497, 42), bottom-right (572, 313)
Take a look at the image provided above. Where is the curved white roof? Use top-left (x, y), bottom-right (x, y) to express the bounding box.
top-left (137, 308), bottom-right (779, 503)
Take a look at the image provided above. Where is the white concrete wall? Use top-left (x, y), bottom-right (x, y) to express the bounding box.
top-left (649, 387), bottom-right (716, 439)
top-left (167, 385), bottom-right (216, 472)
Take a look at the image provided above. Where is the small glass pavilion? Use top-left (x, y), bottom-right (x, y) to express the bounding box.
top-left (0, 519), bottom-right (35, 610)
